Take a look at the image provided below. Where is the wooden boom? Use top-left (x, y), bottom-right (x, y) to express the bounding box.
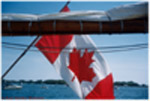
top-left (2, 17), bottom-right (148, 36)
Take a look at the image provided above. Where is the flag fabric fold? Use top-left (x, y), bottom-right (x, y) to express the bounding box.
top-left (35, 5), bottom-right (114, 99)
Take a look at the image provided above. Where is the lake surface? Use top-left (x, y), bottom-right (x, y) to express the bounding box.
top-left (2, 83), bottom-right (148, 99)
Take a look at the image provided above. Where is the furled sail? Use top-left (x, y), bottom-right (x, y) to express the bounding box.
top-left (2, 2), bottom-right (148, 36)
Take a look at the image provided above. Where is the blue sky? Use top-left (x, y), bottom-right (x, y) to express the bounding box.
top-left (2, 1), bottom-right (148, 84)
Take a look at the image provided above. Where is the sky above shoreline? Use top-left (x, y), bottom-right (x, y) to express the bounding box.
top-left (2, 1), bottom-right (148, 84)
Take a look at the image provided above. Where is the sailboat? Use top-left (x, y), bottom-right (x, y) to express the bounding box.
top-left (4, 84), bottom-right (22, 90)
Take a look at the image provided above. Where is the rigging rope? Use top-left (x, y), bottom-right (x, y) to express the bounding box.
top-left (2, 41), bottom-right (148, 50)
top-left (2, 42), bottom-right (148, 53)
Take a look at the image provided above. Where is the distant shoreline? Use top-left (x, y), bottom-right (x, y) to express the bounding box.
top-left (2, 79), bottom-right (148, 87)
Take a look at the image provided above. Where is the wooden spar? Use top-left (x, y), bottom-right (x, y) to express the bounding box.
top-left (2, 17), bottom-right (148, 36)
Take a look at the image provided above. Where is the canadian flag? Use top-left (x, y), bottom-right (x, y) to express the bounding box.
top-left (35, 5), bottom-right (114, 99)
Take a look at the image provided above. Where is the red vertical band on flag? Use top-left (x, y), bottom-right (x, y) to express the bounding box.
top-left (35, 35), bottom-right (73, 64)
top-left (85, 73), bottom-right (115, 99)
top-left (35, 5), bottom-right (72, 64)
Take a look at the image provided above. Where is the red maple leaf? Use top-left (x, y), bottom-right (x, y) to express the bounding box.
top-left (68, 48), bottom-right (96, 83)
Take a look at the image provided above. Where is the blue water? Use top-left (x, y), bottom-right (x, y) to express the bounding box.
top-left (2, 84), bottom-right (148, 99)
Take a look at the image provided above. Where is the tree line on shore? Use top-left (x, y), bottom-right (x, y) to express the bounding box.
top-left (2, 79), bottom-right (148, 87)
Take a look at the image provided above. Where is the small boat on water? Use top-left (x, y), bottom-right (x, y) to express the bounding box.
top-left (4, 84), bottom-right (22, 90)
top-left (114, 86), bottom-right (119, 90)
top-left (41, 85), bottom-right (48, 89)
